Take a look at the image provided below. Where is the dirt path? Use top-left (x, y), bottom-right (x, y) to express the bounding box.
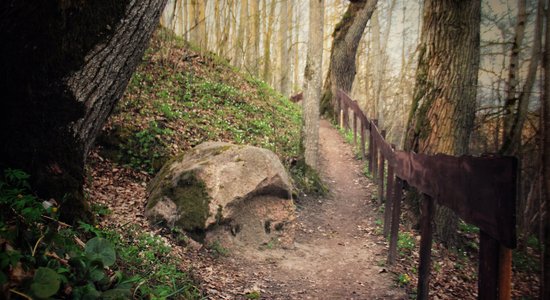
top-left (209, 120), bottom-right (406, 299)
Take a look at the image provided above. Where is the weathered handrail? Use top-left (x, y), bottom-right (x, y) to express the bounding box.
top-left (336, 90), bottom-right (517, 300)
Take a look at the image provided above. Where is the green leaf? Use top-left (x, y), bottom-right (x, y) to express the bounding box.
top-left (0, 271), bottom-right (7, 285)
top-left (74, 283), bottom-right (101, 300)
top-left (85, 237), bottom-right (116, 267)
top-left (101, 287), bottom-right (132, 300)
top-left (89, 268), bottom-right (105, 282)
top-left (31, 267), bottom-right (60, 298)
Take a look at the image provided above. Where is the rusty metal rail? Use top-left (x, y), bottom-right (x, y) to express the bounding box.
top-left (336, 90), bottom-right (517, 300)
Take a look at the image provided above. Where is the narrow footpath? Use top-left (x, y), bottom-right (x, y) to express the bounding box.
top-left (204, 120), bottom-right (407, 299)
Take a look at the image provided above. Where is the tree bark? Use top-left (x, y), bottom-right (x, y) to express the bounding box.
top-left (234, 0), bottom-right (248, 68)
top-left (302, 0), bottom-right (324, 170)
top-left (320, 0), bottom-right (378, 118)
top-left (500, 0), bottom-right (543, 155)
top-left (541, 0), bottom-right (550, 296)
top-left (0, 0), bottom-right (167, 222)
top-left (277, 0), bottom-right (290, 96)
top-left (262, 0), bottom-right (277, 83)
top-left (404, 0), bottom-right (481, 246)
top-left (248, 0), bottom-right (261, 75)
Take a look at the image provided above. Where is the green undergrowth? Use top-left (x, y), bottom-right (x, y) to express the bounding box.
top-left (99, 28), bottom-right (301, 179)
top-left (0, 169), bottom-right (201, 299)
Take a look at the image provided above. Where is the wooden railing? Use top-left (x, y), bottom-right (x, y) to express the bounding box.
top-left (336, 90), bottom-right (517, 300)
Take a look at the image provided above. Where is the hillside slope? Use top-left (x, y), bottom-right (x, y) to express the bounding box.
top-left (98, 29), bottom-right (301, 175)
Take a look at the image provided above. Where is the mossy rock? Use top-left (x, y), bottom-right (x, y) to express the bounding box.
top-left (144, 141), bottom-right (295, 244)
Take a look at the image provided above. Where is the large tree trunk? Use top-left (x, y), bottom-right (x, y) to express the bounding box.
top-left (404, 0), bottom-right (481, 246)
top-left (0, 0), bottom-right (167, 222)
top-left (320, 0), bottom-right (378, 118)
top-left (542, 0), bottom-right (550, 296)
top-left (302, 0), bottom-right (324, 170)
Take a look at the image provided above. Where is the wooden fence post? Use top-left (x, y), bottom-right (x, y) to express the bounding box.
top-left (371, 120), bottom-right (379, 180)
top-left (344, 103), bottom-right (350, 131)
top-left (387, 177), bottom-right (403, 265)
top-left (498, 246), bottom-right (512, 300)
top-left (368, 122), bottom-right (374, 175)
top-left (360, 123), bottom-right (366, 161)
top-left (479, 231), bottom-right (499, 300)
top-left (353, 111), bottom-right (357, 146)
top-left (377, 130), bottom-right (386, 204)
top-left (417, 194), bottom-right (435, 300)
top-left (339, 109), bottom-right (344, 129)
top-left (383, 144), bottom-right (395, 237)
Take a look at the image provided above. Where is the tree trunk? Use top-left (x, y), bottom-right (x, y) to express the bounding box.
top-left (500, 0), bottom-right (543, 155)
top-left (234, 0), bottom-right (248, 68)
top-left (214, 0), bottom-right (221, 53)
top-left (541, 0), bottom-right (550, 296)
top-left (262, 0), bottom-right (277, 83)
top-left (501, 0), bottom-right (527, 150)
top-left (248, 0), bottom-right (261, 75)
top-left (0, 0), bottom-right (167, 222)
top-left (302, 0), bottom-right (324, 170)
top-left (277, 0), bottom-right (290, 96)
top-left (188, 0), bottom-right (196, 42)
top-left (320, 0), bottom-right (378, 118)
top-left (197, 0), bottom-right (207, 49)
top-left (404, 0), bottom-right (481, 246)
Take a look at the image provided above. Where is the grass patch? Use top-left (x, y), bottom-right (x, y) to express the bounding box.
top-left (101, 28), bottom-right (302, 178)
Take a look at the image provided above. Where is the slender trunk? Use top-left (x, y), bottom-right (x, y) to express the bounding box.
top-left (277, 0), bottom-right (290, 96)
top-left (262, 0), bottom-right (277, 82)
top-left (501, 0), bottom-right (543, 155)
top-left (293, 3), bottom-right (301, 93)
top-left (197, 0), bottom-right (207, 49)
top-left (234, 0), bottom-right (248, 68)
top-left (303, 0), bottom-right (324, 170)
top-left (248, 0), bottom-right (260, 75)
top-left (502, 0), bottom-right (527, 147)
top-left (214, 1), bottom-right (221, 53)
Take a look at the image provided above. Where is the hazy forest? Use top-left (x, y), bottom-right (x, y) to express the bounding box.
top-left (1, 0), bottom-right (549, 299)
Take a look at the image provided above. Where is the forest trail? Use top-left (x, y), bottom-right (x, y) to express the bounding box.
top-left (207, 120), bottom-right (407, 299)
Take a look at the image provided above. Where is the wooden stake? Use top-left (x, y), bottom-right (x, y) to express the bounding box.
top-left (388, 178), bottom-right (403, 265)
top-left (417, 194), bottom-right (435, 300)
top-left (479, 231), bottom-right (499, 300)
top-left (498, 246), bottom-right (512, 300)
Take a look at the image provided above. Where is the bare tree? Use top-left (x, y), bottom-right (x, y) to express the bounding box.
top-left (303, 0), bottom-right (325, 170)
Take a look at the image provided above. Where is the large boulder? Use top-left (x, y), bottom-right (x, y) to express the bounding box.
top-left (145, 142), bottom-right (295, 248)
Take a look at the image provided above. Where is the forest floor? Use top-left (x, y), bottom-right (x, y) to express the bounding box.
top-left (89, 119), bottom-right (407, 299)
top-left (194, 119), bottom-right (408, 299)
top-left (88, 117), bottom-right (540, 299)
